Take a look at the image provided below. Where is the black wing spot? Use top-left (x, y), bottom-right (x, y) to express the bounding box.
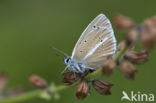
top-left (97, 26), bottom-right (100, 29)
top-left (101, 40), bottom-right (103, 42)
top-left (93, 25), bottom-right (100, 30)
top-left (80, 50), bottom-right (83, 53)
top-left (84, 40), bottom-right (87, 42)
top-left (93, 25), bottom-right (96, 28)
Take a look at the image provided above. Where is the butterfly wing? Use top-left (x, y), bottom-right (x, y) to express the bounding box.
top-left (71, 14), bottom-right (116, 69)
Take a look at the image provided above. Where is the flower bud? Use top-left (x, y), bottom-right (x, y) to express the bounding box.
top-left (0, 73), bottom-right (8, 93)
top-left (124, 50), bottom-right (148, 64)
top-left (143, 16), bottom-right (156, 29)
top-left (120, 60), bottom-right (138, 80)
top-left (102, 57), bottom-right (116, 76)
top-left (117, 40), bottom-right (134, 51)
top-left (62, 72), bottom-right (80, 85)
top-left (140, 32), bottom-right (155, 51)
top-left (75, 80), bottom-right (89, 100)
top-left (150, 27), bottom-right (156, 40)
top-left (151, 16), bottom-right (156, 22)
top-left (29, 74), bottom-right (47, 88)
top-left (117, 40), bottom-right (126, 51)
top-left (113, 14), bottom-right (134, 29)
top-left (92, 80), bottom-right (113, 95)
top-left (125, 28), bottom-right (139, 44)
top-left (143, 16), bottom-right (156, 41)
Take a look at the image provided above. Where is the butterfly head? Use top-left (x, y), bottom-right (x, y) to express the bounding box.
top-left (63, 56), bottom-right (72, 65)
top-left (63, 56), bottom-right (85, 73)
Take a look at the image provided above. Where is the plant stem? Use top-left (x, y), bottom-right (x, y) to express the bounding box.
top-left (0, 85), bottom-right (69, 103)
top-left (85, 69), bottom-right (102, 80)
top-left (51, 85), bottom-right (69, 93)
top-left (113, 46), bottom-right (128, 61)
top-left (0, 46), bottom-right (128, 103)
top-left (0, 90), bottom-right (41, 103)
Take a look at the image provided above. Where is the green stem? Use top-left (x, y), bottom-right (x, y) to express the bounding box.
top-left (0, 90), bottom-right (41, 103)
top-left (0, 85), bottom-right (69, 103)
top-left (85, 69), bottom-right (102, 80)
top-left (0, 46), bottom-right (128, 103)
top-left (113, 46), bottom-right (128, 61)
top-left (51, 85), bottom-right (69, 93)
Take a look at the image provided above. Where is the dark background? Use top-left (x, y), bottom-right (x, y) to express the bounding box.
top-left (0, 0), bottom-right (155, 103)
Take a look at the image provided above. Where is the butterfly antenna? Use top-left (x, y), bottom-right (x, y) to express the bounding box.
top-left (50, 45), bottom-right (68, 57)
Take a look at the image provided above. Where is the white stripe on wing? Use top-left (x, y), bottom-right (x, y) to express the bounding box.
top-left (84, 37), bottom-right (108, 59)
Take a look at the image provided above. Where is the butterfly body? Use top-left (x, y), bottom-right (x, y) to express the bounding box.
top-left (64, 14), bottom-right (117, 74)
top-left (64, 56), bottom-right (89, 73)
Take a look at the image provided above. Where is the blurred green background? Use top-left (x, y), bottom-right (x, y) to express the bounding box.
top-left (0, 0), bottom-right (156, 103)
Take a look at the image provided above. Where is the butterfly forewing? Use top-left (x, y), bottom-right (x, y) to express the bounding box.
top-left (71, 14), bottom-right (116, 69)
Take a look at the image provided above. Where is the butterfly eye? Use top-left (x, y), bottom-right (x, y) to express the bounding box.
top-left (66, 58), bottom-right (70, 63)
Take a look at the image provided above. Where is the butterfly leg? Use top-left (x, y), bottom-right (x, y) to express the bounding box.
top-left (61, 66), bottom-right (68, 74)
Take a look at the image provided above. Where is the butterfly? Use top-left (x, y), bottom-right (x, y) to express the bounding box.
top-left (53, 14), bottom-right (117, 74)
